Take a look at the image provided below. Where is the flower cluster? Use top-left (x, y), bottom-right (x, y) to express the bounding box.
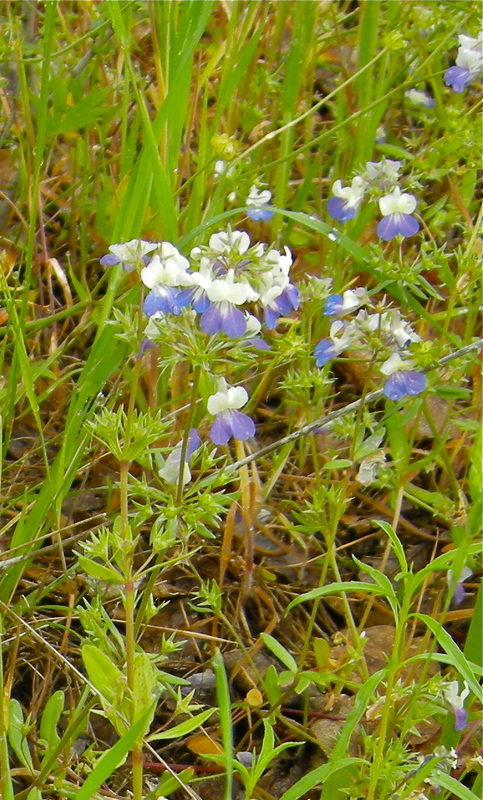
top-left (313, 290), bottom-right (427, 401)
top-left (444, 29), bottom-right (483, 93)
top-left (327, 159), bottom-right (420, 241)
top-left (101, 231), bottom-right (299, 452)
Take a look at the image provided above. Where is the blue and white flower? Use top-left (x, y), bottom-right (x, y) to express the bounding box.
top-left (100, 238), bottom-right (159, 272)
top-left (201, 269), bottom-right (259, 337)
top-left (207, 381), bottom-right (255, 445)
top-left (324, 288), bottom-right (368, 316)
top-left (443, 681), bottom-right (470, 731)
top-left (327, 177), bottom-right (366, 222)
top-left (377, 187), bottom-right (420, 241)
top-left (448, 564), bottom-right (473, 606)
top-left (405, 89), bottom-right (436, 109)
top-left (314, 320), bottom-right (357, 367)
top-left (246, 185), bottom-right (274, 221)
top-left (364, 159), bottom-right (401, 191)
top-left (158, 429), bottom-right (201, 486)
top-left (445, 30), bottom-right (483, 93)
top-left (208, 230), bottom-right (251, 257)
top-left (140, 244), bottom-right (191, 317)
top-left (380, 352), bottom-right (427, 400)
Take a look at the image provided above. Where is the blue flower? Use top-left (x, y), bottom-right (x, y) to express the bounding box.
top-left (327, 177), bottom-right (366, 222)
top-left (140, 245), bottom-right (191, 317)
top-left (207, 383), bottom-right (255, 445)
top-left (381, 354), bottom-right (427, 400)
top-left (200, 270), bottom-right (258, 337)
top-left (100, 239), bottom-right (159, 272)
top-left (383, 371), bottom-right (427, 400)
top-left (158, 429), bottom-right (201, 486)
top-left (444, 31), bottom-right (483, 93)
top-left (314, 339), bottom-right (338, 367)
top-left (314, 320), bottom-right (357, 367)
top-left (246, 185), bottom-right (274, 221)
top-left (377, 187), bottom-right (420, 241)
top-left (443, 681), bottom-right (470, 732)
top-left (323, 288), bottom-right (368, 316)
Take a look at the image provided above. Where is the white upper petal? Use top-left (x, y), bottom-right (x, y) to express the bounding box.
top-left (379, 187), bottom-right (417, 216)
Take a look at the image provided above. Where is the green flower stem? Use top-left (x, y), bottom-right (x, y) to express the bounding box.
top-left (176, 364), bottom-right (202, 505)
top-left (235, 439), bottom-right (254, 598)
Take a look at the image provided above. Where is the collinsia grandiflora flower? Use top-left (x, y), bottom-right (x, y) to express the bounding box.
top-left (447, 564), bottom-right (473, 606)
top-left (364, 159), bottom-right (401, 191)
top-left (207, 381), bottom-right (255, 445)
top-left (405, 88), bottom-right (436, 109)
top-left (100, 238), bottom-right (159, 272)
top-left (246, 185), bottom-right (274, 221)
top-left (444, 30), bottom-right (483, 93)
top-left (377, 186), bottom-right (420, 241)
top-left (443, 681), bottom-right (470, 731)
top-left (140, 244), bottom-right (191, 317)
top-left (323, 288), bottom-right (368, 316)
top-left (380, 353), bottom-right (427, 401)
top-left (327, 176), bottom-right (366, 222)
top-left (200, 269), bottom-right (259, 337)
top-left (158, 429), bottom-right (201, 486)
top-left (314, 320), bottom-right (357, 367)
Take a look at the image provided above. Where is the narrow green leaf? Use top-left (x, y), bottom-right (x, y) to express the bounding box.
top-left (213, 648), bottom-right (233, 800)
top-left (75, 707), bottom-right (154, 800)
top-left (260, 633), bottom-right (297, 673)
top-left (147, 708), bottom-right (215, 741)
top-left (286, 581), bottom-right (389, 614)
top-left (435, 773), bottom-right (480, 800)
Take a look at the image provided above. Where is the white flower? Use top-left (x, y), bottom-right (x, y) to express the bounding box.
top-left (209, 230), bottom-right (251, 255)
top-left (365, 159), bottom-right (401, 182)
top-left (331, 176), bottom-right (366, 208)
top-left (214, 160), bottom-right (235, 179)
top-left (264, 246), bottom-right (293, 276)
top-left (101, 238), bottom-right (159, 272)
top-left (379, 186), bottom-right (417, 217)
top-left (206, 269), bottom-right (258, 305)
top-left (443, 681), bottom-right (470, 711)
top-left (380, 352), bottom-right (411, 376)
top-left (207, 382), bottom-right (248, 415)
top-left (405, 89), bottom-right (435, 108)
top-left (456, 30), bottom-right (483, 77)
top-left (356, 452), bottom-right (386, 485)
top-left (246, 185), bottom-right (272, 207)
top-left (141, 248), bottom-right (191, 289)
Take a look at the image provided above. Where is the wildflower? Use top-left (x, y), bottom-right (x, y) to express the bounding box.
top-left (246, 185), bottom-right (274, 221)
top-left (259, 272), bottom-right (299, 329)
top-left (140, 245), bottom-right (191, 317)
top-left (443, 681), bottom-right (470, 731)
top-left (207, 381), bottom-right (255, 445)
top-left (327, 176), bottom-right (366, 222)
top-left (365, 159), bottom-right (401, 191)
top-left (380, 353), bottom-right (427, 400)
top-left (356, 451), bottom-right (387, 485)
top-left (214, 160), bottom-right (235, 179)
top-left (177, 258), bottom-right (222, 313)
top-left (236, 751), bottom-right (254, 767)
top-left (323, 288), bottom-right (368, 316)
top-left (314, 320), bottom-right (357, 367)
top-left (100, 238), bottom-right (159, 272)
top-left (377, 186), bottom-right (420, 240)
top-left (208, 230), bottom-right (251, 257)
top-left (444, 30), bottom-right (483, 93)
top-left (405, 88), bottom-right (436, 108)
top-left (448, 564), bottom-right (473, 605)
top-left (158, 429), bottom-right (201, 486)
top-left (200, 270), bottom-right (258, 337)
